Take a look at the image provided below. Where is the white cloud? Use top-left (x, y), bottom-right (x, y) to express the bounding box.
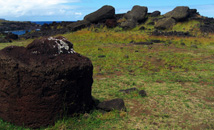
top-left (74, 12), bottom-right (82, 16)
top-left (0, 0), bottom-right (82, 20)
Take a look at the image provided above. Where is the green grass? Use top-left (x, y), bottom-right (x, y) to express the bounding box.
top-left (0, 23), bottom-right (214, 130)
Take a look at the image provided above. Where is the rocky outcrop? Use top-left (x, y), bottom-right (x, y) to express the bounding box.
top-left (0, 33), bottom-right (18, 43)
top-left (0, 36), bottom-right (94, 128)
top-left (5, 33), bottom-right (18, 40)
top-left (164, 6), bottom-right (190, 21)
top-left (200, 18), bottom-right (214, 33)
top-left (21, 21), bottom-right (74, 39)
top-left (155, 6), bottom-right (199, 29)
top-left (155, 17), bottom-right (176, 29)
top-left (84, 5), bottom-right (115, 23)
top-left (0, 21), bottom-right (40, 32)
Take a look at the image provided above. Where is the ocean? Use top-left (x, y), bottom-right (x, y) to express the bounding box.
top-left (9, 21), bottom-right (73, 35)
top-left (31, 21), bottom-right (62, 25)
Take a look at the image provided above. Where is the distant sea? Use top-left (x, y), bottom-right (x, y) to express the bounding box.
top-left (9, 21), bottom-right (74, 35)
top-left (31, 21), bottom-right (63, 25)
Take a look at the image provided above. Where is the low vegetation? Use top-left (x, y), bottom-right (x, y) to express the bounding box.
top-left (0, 20), bottom-right (214, 129)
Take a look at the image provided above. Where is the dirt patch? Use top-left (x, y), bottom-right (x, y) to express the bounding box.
top-left (127, 99), bottom-right (153, 117)
top-left (192, 123), bottom-right (214, 130)
top-left (203, 89), bottom-right (214, 103)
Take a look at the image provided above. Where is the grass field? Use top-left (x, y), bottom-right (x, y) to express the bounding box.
top-left (0, 23), bottom-right (214, 129)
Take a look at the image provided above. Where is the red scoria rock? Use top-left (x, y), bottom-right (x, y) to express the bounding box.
top-left (0, 36), bottom-right (94, 128)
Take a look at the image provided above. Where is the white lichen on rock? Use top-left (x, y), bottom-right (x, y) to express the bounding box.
top-left (48, 37), bottom-right (55, 41)
top-left (48, 37), bottom-right (76, 54)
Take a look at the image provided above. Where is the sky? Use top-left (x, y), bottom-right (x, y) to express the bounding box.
top-left (0, 0), bottom-right (213, 21)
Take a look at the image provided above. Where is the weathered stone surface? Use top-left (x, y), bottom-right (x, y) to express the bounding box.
top-left (115, 13), bottom-right (125, 20)
top-left (189, 9), bottom-right (197, 16)
top-left (68, 20), bottom-right (90, 31)
top-left (155, 17), bottom-right (176, 29)
top-left (84, 5), bottom-right (115, 23)
top-left (164, 6), bottom-right (190, 21)
top-left (124, 5), bottom-right (148, 22)
top-left (120, 19), bottom-right (137, 29)
top-left (97, 98), bottom-right (126, 111)
top-left (150, 11), bottom-right (161, 17)
top-left (105, 19), bottom-right (117, 28)
top-left (0, 36), bottom-right (94, 128)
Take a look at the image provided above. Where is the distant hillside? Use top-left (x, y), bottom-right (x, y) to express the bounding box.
top-left (0, 20), bottom-right (40, 32)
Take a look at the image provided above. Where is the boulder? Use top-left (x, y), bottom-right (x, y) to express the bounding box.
top-left (164, 6), bottom-right (190, 21)
top-left (84, 5), bottom-right (115, 23)
top-left (105, 19), bottom-right (117, 28)
top-left (0, 36), bottom-right (94, 128)
top-left (155, 17), bottom-right (176, 29)
top-left (68, 20), bottom-right (90, 31)
top-left (120, 19), bottom-right (137, 29)
top-left (188, 9), bottom-right (200, 18)
top-left (5, 33), bottom-right (18, 40)
top-left (124, 5), bottom-right (148, 23)
top-left (115, 13), bottom-right (125, 20)
top-left (97, 98), bottom-right (126, 111)
top-left (150, 11), bottom-right (161, 17)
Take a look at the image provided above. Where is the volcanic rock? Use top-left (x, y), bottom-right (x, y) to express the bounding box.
top-left (124, 5), bottom-right (148, 23)
top-left (84, 5), bottom-right (115, 23)
top-left (97, 98), bottom-right (126, 111)
top-left (155, 17), bottom-right (176, 29)
top-left (0, 36), bottom-right (94, 128)
top-left (105, 19), bottom-right (117, 28)
top-left (120, 18), bottom-right (137, 29)
top-left (200, 18), bottom-right (214, 33)
top-left (164, 6), bottom-right (190, 21)
top-left (150, 11), bottom-right (161, 17)
top-left (68, 20), bottom-right (90, 31)
top-left (115, 13), bottom-right (125, 20)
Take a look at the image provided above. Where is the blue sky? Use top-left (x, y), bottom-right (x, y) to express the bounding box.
top-left (0, 0), bottom-right (213, 21)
